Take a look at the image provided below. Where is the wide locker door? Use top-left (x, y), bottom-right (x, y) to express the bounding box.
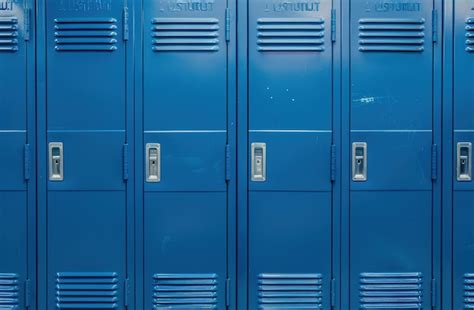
top-left (42, 1), bottom-right (131, 309)
top-left (349, 1), bottom-right (436, 309)
top-left (453, 1), bottom-right (474, 309)
top-left (141, 1), bottom-right (232, 309)
top-left (248, 1), bottom-right (334, 309)
top-left (0, 1), bottom-right (34, 310)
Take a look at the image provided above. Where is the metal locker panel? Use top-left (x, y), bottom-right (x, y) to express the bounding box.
top-left (348, 0), bottom-right (438, 308)
top-left (247, 0), bottom-right (335, 309)
top-left (140, 0), bottom-right (234, 309)
top-left (39, 0), bottom-right (132, 309)
top-left (453, 1), bottom-right (474, 308)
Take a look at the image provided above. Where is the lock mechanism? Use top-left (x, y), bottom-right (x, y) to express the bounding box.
top-left (146, 143), bottom-right (161, 182)
top-left (251, 143), bottom-right (266, 182)
top-left (352, 142), bottom-right (367, 181)
top-left (49, 142), bottom-right (63, 181)
top-left (457, 142), bottom-right (472, 182)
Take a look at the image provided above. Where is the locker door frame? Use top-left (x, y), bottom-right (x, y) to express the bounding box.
top-left (236, 0), bottom-right (342, 308)
top-left (340, 0), bottom-right (443, 309)
top-left (36, 1), bottom-right (135, 309)
top-left (133, 1), bottom-right (238, 309)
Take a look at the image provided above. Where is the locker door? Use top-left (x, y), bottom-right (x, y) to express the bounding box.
top-left (0, 1), bottom-right (34, 309)
top-left (42, 0), bottom-right (131, 309)
top-left (248, 0), bottom-right (334, 309)
top-left (141, 1), bottom-right (233, 309)
top-left (349, 0), bottom-right (436, 309)
top-left (453, 1), bottom-right (474, 309)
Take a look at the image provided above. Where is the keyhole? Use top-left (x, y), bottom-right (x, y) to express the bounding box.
top-left (462, 159), bottom-right (466, 165)
top-left (357, 159), bottom-right (362, 165)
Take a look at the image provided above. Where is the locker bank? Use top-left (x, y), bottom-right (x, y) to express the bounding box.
top-left (0, 0), bottom-right (472, 309)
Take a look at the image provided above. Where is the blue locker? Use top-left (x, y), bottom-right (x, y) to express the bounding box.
top-left (137, 0), bottom-right (236, 309)
top-left (348, 0), bottom-right (440, 309)
top-left (37, 0), bottom-right (133, 309)
top-left (0, 0), bottom-right (35, 309)
top-left (246, 0), bottom-right (337, 309)
top-left (453, 0), bottom-right (474, 309)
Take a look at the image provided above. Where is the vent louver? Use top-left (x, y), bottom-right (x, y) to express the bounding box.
top-left (467, 18), bottom-right (474, 52)
top-left (0, 17), bottom-right (18, 52)
top-left (360, 272), bottom-right (423, 309)
top-left (54, 17), bottom-right (118, 52)
top-left (464, 274), bottom-right (474, 308)
top-left (152, 18), bottom-right (220, 52)
top-left (257, 18), bottom-right (325, 52)
top-left (56, 272), bottom-right (119, 309)
top-left (258, 273), bottom-right (323, 309)
top-left (0, 273), bottom-right (19, 309)
top-left (153, 273), bottom-right (218, 309)
top-left (359, 18), bottom-right (425, 52)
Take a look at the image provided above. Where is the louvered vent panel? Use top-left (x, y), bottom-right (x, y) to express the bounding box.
top-left (359, 18), bottom-right (425, 52)
top-left (360, 272), bottom-right (423, 309)
top-left (152, 18), bottom-right (220, 52)
top-left (56, 272), bottom-right (119, 309)
top-left (464, 274), bottom-right (474, 308)
top-left (153, 273), bottom-right (218, 309)
top-left (257, 18), bottom-right (325, 52)
top-left (467, 18), bottom-right (474, 52)
top-left (54, 18), bottom-right (118, 52)
top-left (258, 273), bottom-right (323, 309)
top-left (0, 17), bottom-right (18, 52)
top-left (0, 273), bottom-right (19, 309)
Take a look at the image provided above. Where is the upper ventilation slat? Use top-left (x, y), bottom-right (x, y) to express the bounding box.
top-left (466, 18), bottom-right (474, 52)
top-left (0, 273), bottom-right (19, 308)
top-left (0, 16), bottom-right (18, 52)
top-left (359, 18), bottom-right (425, 53)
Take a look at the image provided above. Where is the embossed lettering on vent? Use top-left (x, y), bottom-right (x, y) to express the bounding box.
top-left (153, 273), bottom-right (218, 309)
top-left (360, 272), bottom-right (423, 309)
top-left (257, 18), bottom-right (325, 52)
top-left (359, 18), bottom-right (425, 52)
top-left (152, 18), bottom-right (220, 52)
top-left (56, 272), bottom-right (119, 309)
top-left (0, 273), bottom-right (19, 309)
top-left (0, 17), bottom-right (18, 52)
top-left (464, 274), bottom-right (474, 308)
top-left (54, 18), bottom-right (118, 52)
top-left (467, 18), bottom-right (474, 53)
top-left (258, 273), bottom-right (323, 309)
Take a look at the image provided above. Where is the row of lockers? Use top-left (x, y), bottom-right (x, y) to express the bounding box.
top-left (0, 0), bottom-right (472, 309)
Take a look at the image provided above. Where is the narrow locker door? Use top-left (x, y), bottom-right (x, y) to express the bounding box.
top-left (453, 1), bottom-right (474, 308)
top-left (248, 0), bottom-right (335, 309)
top-left (349, 0), bottom-right (438, 308)
top-left (141, 1), bottom-right (234, 309)
top-left (0, 1), bottom-right (34, 309)
top-left (41, 0), bottom-right (132, 309)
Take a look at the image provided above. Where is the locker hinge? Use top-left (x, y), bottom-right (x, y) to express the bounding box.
top-left (24, 7), bottom-right (31, 41)
top-left (225, 8), bottom-right (231, 42)
top-left (225, 144), bottom-right (231, 182)
top-left (431, 144), bottom-right (438, 180)
top-left (24, 144), bottom-right (31, 181)
top-left (225, 278), bottom-right (231, 307)
top-left (331, 9), bottom-right (336, 42)
top-left (431, 279), bottom-right (437, 307)
top-left (330, 144), bottom-right (337, 182)
top-left (330, 278), bottom-right (336, 308)
top-left (432, 10), bottom-right (438, 43)
top-left (124, 278), bottom-right (130, 307)
top-left (123, 144), bottom-right (129, 181)
top-left (123, 7), bottom-right (129, 41)
top-left (25, 279), bottom-right (31, 308)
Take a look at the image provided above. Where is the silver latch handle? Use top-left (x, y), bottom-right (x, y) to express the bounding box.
top-left (146, 143), bottom-right (160, 182)
top-left (457, 142), bottom-right (472, 181)
top-left (352, 142), bottom-right (367, 181)
top-left (49, 142), bottom-right (63, 181)
top-left (251, 143), bottom-right (266, 182)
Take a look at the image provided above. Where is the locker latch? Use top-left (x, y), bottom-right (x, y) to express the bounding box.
top-left (49, 142), bottom-right (63, 181)
top-left (352, 142), bottom-right (367, 181)
top-left (457, 142), bottom-right (472, 182)
top-left (146, 143), bottom-right (161, 182)
top-left (251, 143), bottom-right (266, 182)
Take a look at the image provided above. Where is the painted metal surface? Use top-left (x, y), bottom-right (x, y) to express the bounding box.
top-left (0, 0), bottom-right (35, 309)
